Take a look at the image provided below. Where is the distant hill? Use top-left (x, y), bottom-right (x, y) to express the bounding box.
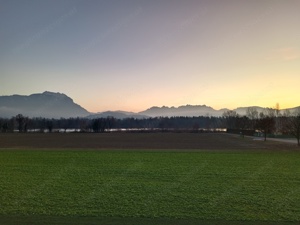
top-left (281, 106), bottom-right (300, 115)
top-left (138, 105), bottom-right (300, 117)
top-left (138, 105), bottom-right (229, 117)
top-left (233, 106), bottom-right (266, 115)
top-left (1, 91), bottom-right (299, 119)
top-left (0, 91), bottom-right (90, 119)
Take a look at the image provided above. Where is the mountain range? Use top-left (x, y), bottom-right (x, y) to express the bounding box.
top-left (0, 91), bottom-right (299, 119)
top-left (0, 91), bottom-right (89, 119)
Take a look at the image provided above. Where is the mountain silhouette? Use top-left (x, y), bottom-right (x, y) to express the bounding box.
top-left (138, 105), bottom-right (229, 117)
top-left (0, 91), bottom-right (89, 118)
top-left (138, 105), bottom-right (300, 117)
top-left (1, 91), bottom-right (299, 119)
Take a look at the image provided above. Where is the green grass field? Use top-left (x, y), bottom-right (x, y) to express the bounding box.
top-left (0, 150), bottom-right (300, 224)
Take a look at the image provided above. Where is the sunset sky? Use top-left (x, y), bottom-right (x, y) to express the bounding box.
top-left (1, 0), bottom-right (300, 113)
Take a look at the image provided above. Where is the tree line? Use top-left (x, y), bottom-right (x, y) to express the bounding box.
top-left (222, 107), bottom-right (300, 145)
top-left (0, 115), bottom-right (222, 133)
top-left (0, 107), bottom-right (300, 146)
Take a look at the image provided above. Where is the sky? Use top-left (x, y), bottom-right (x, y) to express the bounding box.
top-left (1, 0), bottom-right (300, 113)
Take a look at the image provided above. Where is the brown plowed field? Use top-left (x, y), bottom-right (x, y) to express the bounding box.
top-left (0, 133), bottom-right (297, 151)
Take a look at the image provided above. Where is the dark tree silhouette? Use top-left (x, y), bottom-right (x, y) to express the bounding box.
top-left (2, 123), bottom-right (9, 132)
top-left (222, 110), bottom-right (239, 129)
top-left (47, 120), bottom-right (53, 133)
top-left (92, 118), bottom-right (108, 133)
top-left (23, 117), bottom-right (30, 132)
top-left (15, 114), bottom-right (25, 132)
top-left (246, 107), bottom-right (259, 129)
top-left (0, 114), bottom-right (275, 134)
top-left (257, 111), bottom-right (275, 141)
top-left (288, 111), bottom-right (300, 146)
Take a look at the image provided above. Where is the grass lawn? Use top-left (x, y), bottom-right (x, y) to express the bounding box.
top-left (0, 150), bottom-right (300, 224)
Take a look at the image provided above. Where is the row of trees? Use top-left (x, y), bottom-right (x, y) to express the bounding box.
top-left (1, 107), bottom-right (300, 146)
top-left (222, 107), bottom-right (300, 145)
top-left (0, 115), bottom-right (222, 133)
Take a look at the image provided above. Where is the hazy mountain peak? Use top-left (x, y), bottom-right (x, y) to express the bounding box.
top-left (1, 92), bottom-right (300, 119)
top-left (139, 104), bottom-right (220, 117)
top-left (42, 91), bottom-right (68, 97)
top-left (0, 91), bottom-right (89, 118)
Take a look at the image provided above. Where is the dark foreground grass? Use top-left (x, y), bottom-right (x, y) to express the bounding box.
top-left (0, 150), bottom-right (300, 224)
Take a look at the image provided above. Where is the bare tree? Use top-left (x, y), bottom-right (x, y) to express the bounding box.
top-left (257, 110), bottom-right (275, 141)
top-left (283, 109), bottom-right (291, 117)
top-left (274, 103), bottom-right (282, 134)
top-left (79, 119), bottom-right (89, 132)
top-left (278, 109), bottom-right (291, 135)
top-left (14, 114), bottom-right (30, 132)
top-left (47, 120), bottom-right (53, 133)
top-left (92, 118), bottom-right (108, 133)
top-left (288, 110), bottom-right (300, 146)
top-left (1, 121), bottom-right (9, 133)
top-left (246, 107), bottom-right (259, 129)
top-left (265, 107), bottom-right (276, 118)
top-left (236, 116), bottom-right (250, 130)
top-left (15, 114), bottom-right (24, 133)
top-left (222, 110), bottom-right (239, 129)
top-left (23, 117), bottom-right (30, 132)
top-left (275, 103), bottom-right (281, 117)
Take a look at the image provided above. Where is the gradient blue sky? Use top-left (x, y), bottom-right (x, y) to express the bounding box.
top-left (1, 0), bottom-right (300, 112)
